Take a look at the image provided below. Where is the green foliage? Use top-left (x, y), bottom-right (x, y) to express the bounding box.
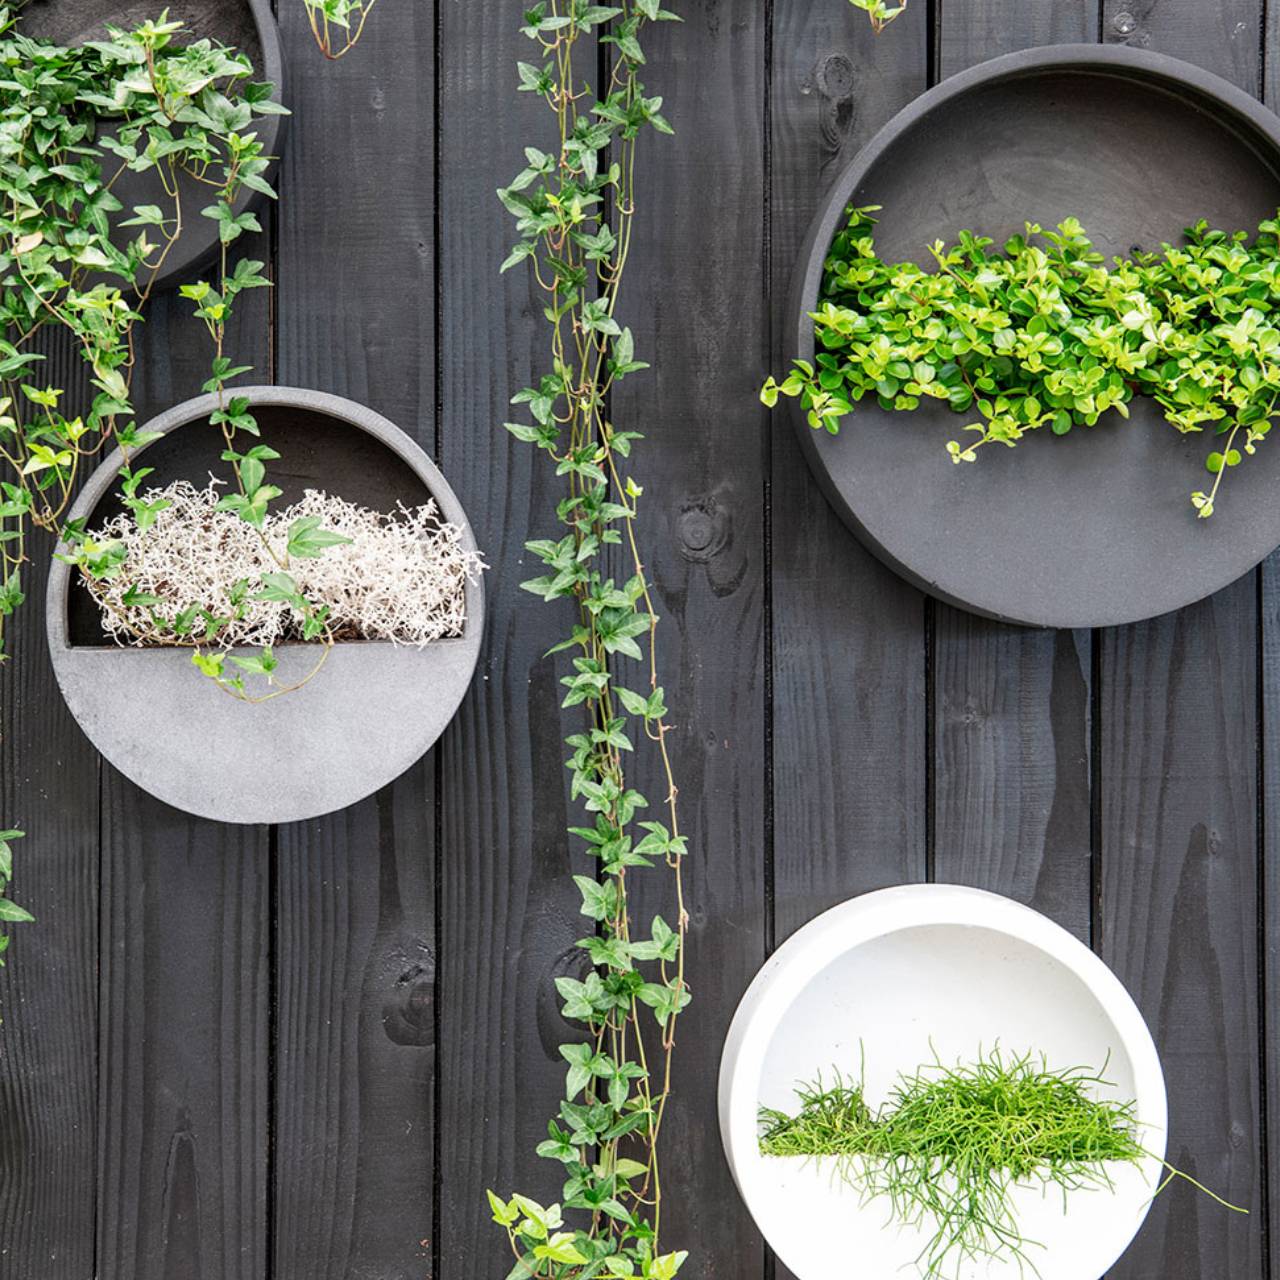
top-left (848, 0), bottom-right (908, 33)
top-left (302, 0), bottom-right (379, 59)
top-left (0, 7), bottom-right (349, 979)
top-left (0, 828), bottom-right (30, 974)
top-left (4, 9), bottom-right (355, 712)
top-left (762, 206), bottom-right (1280, 519)
top-left (760, 1048), bottom-right (1246, 1279)
top-left (489, 4), bottom-right (691, 1279)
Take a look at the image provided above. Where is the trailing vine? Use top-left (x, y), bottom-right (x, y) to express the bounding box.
top-left (487, 4), bottom-right (691, 1278)
top-left (764, 207), bottom-right (1280, 518)
top-left (0, 11), bottom-right (299, 963)
top-left (850, 0), bottom-right (908, 34)
top-left (301, 0), bottom-right (378, 59)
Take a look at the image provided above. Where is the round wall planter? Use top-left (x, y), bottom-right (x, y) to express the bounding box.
top-left (719, 885), bottom-right (1167, 1280)
top-left (787, 44), bottom-right (1280, 628)
top-left (18, 0), bottom-right (285, 292)
top-left (46, 387), bottom-right (485, 825)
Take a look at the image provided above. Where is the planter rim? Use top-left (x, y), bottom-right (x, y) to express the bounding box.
top-left (787, 42), bottom-right (1280, 628)
top-left (718, 883), bottom-right (1168, 1278)
top-left (46, 385), bottom-right (485, 825)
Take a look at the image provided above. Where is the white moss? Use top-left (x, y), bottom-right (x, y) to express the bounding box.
top-left (85, 479), bottom-right (484, 648)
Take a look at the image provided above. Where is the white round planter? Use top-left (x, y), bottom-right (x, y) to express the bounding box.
top-left (718, 885), bottom-right (1167, 1280)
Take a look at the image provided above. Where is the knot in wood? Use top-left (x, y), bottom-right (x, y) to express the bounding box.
top-left (678, 499), bottom-right (728, 563)
top-left (815, 53), bottom-right (856, 102)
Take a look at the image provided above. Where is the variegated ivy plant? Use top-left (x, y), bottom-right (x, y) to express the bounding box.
top-left (486, 3), bottom-right (692, 1279)
top-left (0, 9), bottom-right (307, 968)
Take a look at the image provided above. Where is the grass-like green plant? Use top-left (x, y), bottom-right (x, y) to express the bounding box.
top-left (763, 206), bottom-right (1280, 519)
top-left (759, 1048), bottom-right (1245, 1280)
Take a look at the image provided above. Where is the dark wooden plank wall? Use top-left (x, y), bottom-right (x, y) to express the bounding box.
top-left (2, 1), bottom-right (1278, 1277)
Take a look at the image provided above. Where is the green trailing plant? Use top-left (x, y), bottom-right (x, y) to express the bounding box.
top-left (485, 4), bottom-right (691, 1279)
top-left (763, 206), bottom-right (1280, 518)
top-left (759, 1047), bottom-right (1246, 1280)
top-left (850, 0), bottom-right (908, 33)
top-left (302, 0), bottom-right (378, 59)
top-left (0, 8), bottom-right (302, 962)
top-left (0, 828), bottom-right (30, 963)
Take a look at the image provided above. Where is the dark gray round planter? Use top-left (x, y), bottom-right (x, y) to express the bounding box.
top-left (47, 388), bottom-right (485, 826)
top-left (788, 44), bottom-right (1280, 629)
top-left (19, 0), bottom-right (286, 293)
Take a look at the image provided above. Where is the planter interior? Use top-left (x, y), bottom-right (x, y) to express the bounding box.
top-left (18, 0), bottom-right (283, 292)
top-left (66, 406), bottom-right (435, 646)
top-left (789, 45), bottom-right (1280, 628)
top-left (48, 389), bottom-right (484, 825)
top-left (719, 885), bottom-right (1167, 1280)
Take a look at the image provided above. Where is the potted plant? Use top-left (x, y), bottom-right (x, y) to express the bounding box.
top-left (46, 386), bottom-right (484, 824)
top-left (719, 885), bottom-right (1243, 1280)
top-left (12, 0), bottom-right (287, 288)
top-left (758, 45), bottom-right (1280, 630)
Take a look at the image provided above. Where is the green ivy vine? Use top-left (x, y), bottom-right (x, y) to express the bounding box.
top-left (487, 3), bottom-right (691, 1278)
top-left (0, 10), bottom-right (296, 965)
top-left (302, 0), bottom-right (378, 59)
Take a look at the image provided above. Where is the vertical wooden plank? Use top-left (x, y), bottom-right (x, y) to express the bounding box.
top-left (436, 3), bottom-right (581, 1276)
top-left (95, 274), bottom-right (273, 1278)
top-left (1262, 550), bottom-right (1280, 1279)
top-left (769, 0), bottom-right (930, 949)
top-left (1262, 19), bottom-right (1280, 1277)
top-left (609, 3), bottom-right (769, 1274)
top-left (769, 10), bottom-right (928, 1280)
top-left (1101, 599), bottom-right (1262, 1274)
top-left (270, 5), bottom-right (438, 1277)
top-left (97, 782), bottom-right (269, 1280)
top-left (1099, 3), bottom-right (1266, 1274)
top-left (0, 329), bottom-right (98, 1278)
top-left (931, 5), bottom-right (1098, 941)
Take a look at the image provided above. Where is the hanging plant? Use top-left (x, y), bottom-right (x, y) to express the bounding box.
top-left (0, 9), bottom-right (330, 960)
top-left (301, 0), bottom-right (377, 59)
top-left (763, 206), bottom-right (1280, 518)
top-left (485, 3), bottom-right (691, 1279)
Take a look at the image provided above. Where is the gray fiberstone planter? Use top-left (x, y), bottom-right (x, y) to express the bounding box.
top-left (788, 44), bottom-right (1280, 628)
top-left (47, 387), bottom-right (485, 825)
top-left (18, 0), bottom-right (285, 292)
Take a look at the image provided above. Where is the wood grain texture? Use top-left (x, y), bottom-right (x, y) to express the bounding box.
top-left (1099, 595), bottom-right (1262, 1276)
top-left (1103, 0), bottom-right (1263, 89)
top-left (609, 3), bottom-right (768, 1276)
top-left (94, 233), bottom-right (275, 1279)
top-left (940, 0), bottom-right (1097, 64)
top-left (271, 5), bottom-right (439, 1276)
top-left (435, 3), bottom-right (585, 1277)
top-left (96, 783), bottom-right (269, 1280)
top-left (1095, 8), bottom-right (1266, 1276)
top-left (1261, 551), bottom-right (1280, 1279)
top-left (0, 327), bottom-right (99, 1280)
top-left (768, 0), bottom-right (930, 952)
top-left (931, 5), bottom-right (1099, 941)
top-left (1261, 24), bottom-right (1280, 1277)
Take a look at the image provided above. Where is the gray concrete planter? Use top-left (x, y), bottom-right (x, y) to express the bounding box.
top-left (787, 44), bottom-right (1280, 628)
top-left (19, 0), bottom-right (286, 292)
top-left (47, 388), bottom-right (485, 825)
